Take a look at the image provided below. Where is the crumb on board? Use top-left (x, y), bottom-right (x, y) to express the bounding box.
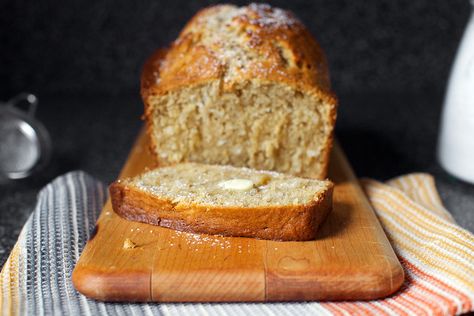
top-left (123, 238), bottom-right (136, 249)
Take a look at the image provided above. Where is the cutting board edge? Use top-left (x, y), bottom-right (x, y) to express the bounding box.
top-left (72, 261), bottom-right (404, 302)
top-left (265, 256), bottom-right (404, 301)
top-left (72, 264), bottom-right (152, 302)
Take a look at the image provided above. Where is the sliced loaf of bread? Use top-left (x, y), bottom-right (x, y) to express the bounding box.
top-left (141, 4), bottom-right (337, 179)
top-left (110, 163), bottom-right (333, 241)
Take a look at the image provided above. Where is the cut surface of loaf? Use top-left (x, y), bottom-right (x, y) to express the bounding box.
top-left (110, 163), bottom-right (333, 241)
top-left (141, 3), bottom-right (337, 179)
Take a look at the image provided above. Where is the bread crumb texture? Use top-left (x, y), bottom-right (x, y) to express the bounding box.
top-left (123, 238), bottom-right (136, 249)
top-left (130, 163), bottom-right (331, 207)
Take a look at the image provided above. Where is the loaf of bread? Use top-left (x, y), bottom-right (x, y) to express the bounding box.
top-left (141, 3), bottom-right (337, 179)
top-left (110, 163), bottom-right (333, 241)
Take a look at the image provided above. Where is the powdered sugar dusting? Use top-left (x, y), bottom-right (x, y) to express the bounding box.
top-left (167, 230), bottom-right (253, 254)
top-left (244, 3), bottom-right (299, 29)
top-left (177, 3), bottom-right (302, 83)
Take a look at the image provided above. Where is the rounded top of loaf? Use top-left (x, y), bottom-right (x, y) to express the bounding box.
top-left (142, 3), bottom-right (336, 105)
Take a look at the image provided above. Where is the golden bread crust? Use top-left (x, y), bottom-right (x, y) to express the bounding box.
top-left (142, 4), bottom-right (336, 103)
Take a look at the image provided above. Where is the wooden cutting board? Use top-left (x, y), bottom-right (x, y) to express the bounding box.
top-left (72, 129), bottom-right (404, 302)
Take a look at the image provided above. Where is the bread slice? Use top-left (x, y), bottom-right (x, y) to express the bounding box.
top-left (110, 163), bottom-right (333, 241)
top-left (141, 4), bottom-right (337, 179)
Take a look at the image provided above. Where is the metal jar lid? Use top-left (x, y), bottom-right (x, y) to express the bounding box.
top-left (0, 93), bottom-right (51, 181)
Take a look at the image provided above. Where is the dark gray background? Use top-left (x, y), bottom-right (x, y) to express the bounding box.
top-left (0, 0), bottom-right (471, 97)
top-left (1, 0), bottom-right (473, 267)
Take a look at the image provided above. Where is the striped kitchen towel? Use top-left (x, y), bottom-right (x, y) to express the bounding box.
top-left (1, 171), bottom-right (473, 315)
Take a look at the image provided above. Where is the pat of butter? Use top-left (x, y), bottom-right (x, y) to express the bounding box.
top-left (218, 179), bottom-right (254, 191)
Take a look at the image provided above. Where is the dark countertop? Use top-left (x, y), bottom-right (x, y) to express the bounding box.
top-left (0, 92), bottom-right (473, 266)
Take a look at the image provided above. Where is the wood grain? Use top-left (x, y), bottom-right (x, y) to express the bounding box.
top-left (72, 129), bottom-right (404, 302)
